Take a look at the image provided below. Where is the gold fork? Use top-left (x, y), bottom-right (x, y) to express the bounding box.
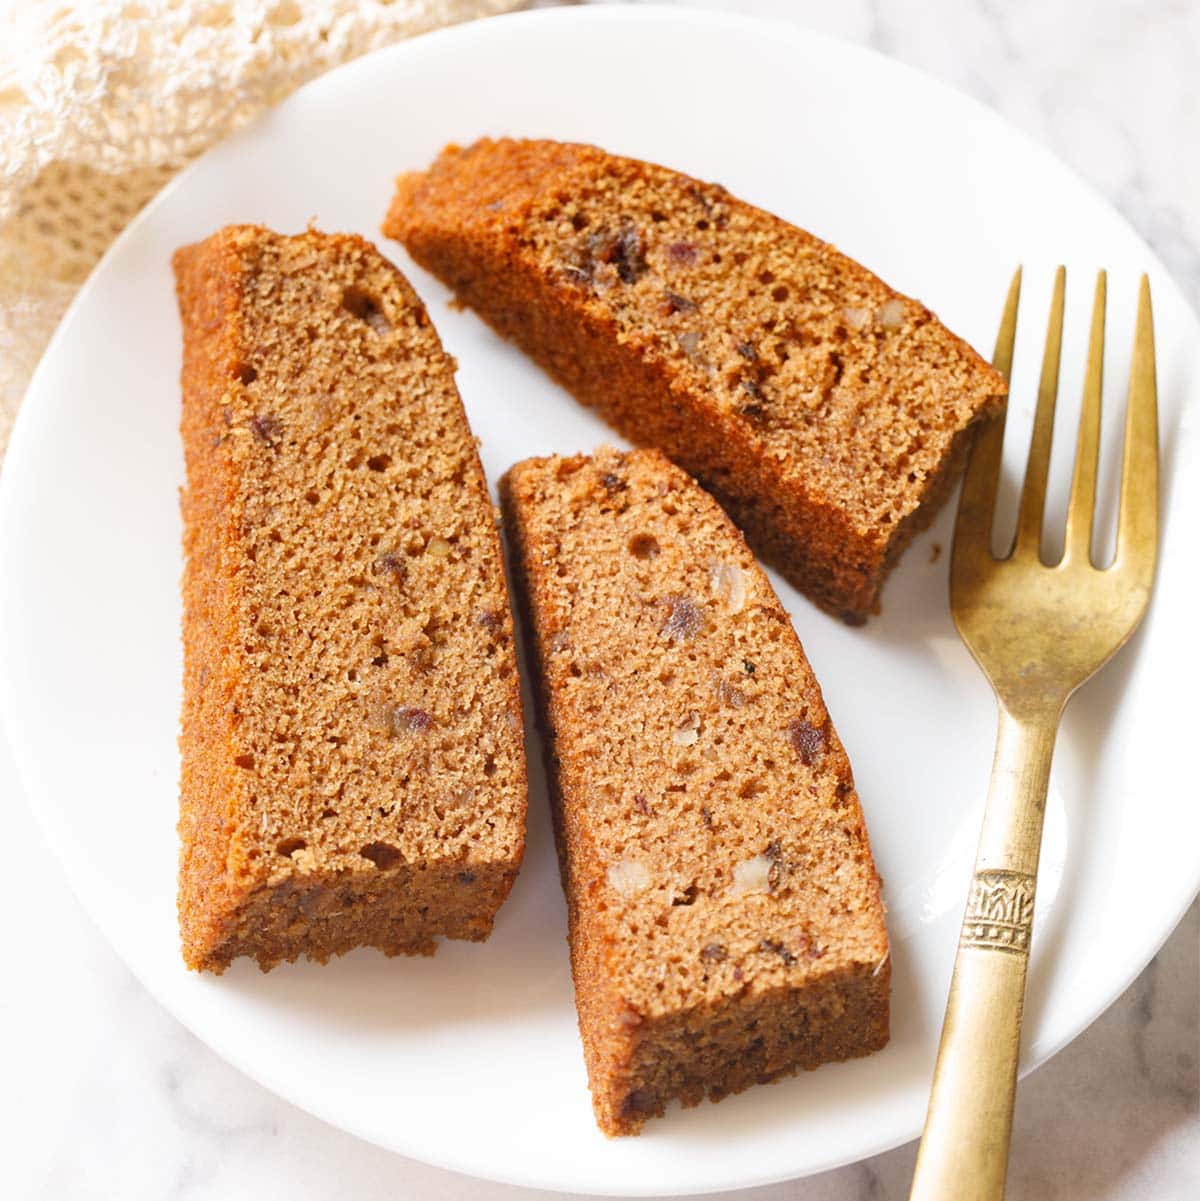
top-left (908, 267), bottom-right (1159, 1201)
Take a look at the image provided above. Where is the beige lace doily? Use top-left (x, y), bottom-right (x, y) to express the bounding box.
top-left (0, 0), bottom-right (524, 460)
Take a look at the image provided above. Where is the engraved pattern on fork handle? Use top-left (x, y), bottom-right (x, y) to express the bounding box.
top-left (961, 869), bottom-right (1036, 955)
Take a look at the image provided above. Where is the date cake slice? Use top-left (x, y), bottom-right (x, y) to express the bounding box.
top-left (385, 137), bottom-right (1006, 623)
top-left (501, 446), bottom-right (889, 1134)
top-left (174, 225), bottom-right (526, 972)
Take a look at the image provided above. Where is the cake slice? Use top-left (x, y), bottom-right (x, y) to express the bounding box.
top-left (174, 225), bottom-right (526, 972)
top-left (385, 138), bottom-right (1006, 623)
top-left (501, 447), bottom-right (889, 1135)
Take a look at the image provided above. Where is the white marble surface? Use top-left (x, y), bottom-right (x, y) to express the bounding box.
top-left (3, 1), bottom-right (1198, 1198)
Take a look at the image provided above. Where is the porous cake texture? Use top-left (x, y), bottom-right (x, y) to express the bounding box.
top-left (385, 138), bottom-right (1007, 623)
top-left (502, 447), bottom-right (889, 1135)
top-left (174, 225), bottom-right (526, 973)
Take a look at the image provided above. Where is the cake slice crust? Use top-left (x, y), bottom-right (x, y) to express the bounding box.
top-left (385, 138), bottom-right (1006, 622)
top-left (502, 447), bottom-right (889, 1134)
top-left (174, 226), bottom-right (527, 972)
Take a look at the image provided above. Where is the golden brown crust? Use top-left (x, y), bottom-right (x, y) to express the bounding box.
top-left (175, 225), bottom-right (527, 972)
top-left (176, 232), bottom-right (252, 965)
top-left (386, 138), bottom-right (1007, 622)
top-left (501, 448), bottom-right (889, 1134)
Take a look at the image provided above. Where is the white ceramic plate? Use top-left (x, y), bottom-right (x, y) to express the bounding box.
top-left (1, 6), bottom-right (1197, 1195)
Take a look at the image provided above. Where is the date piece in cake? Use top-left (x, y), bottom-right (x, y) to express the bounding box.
top-left (385, 138), bottom-right (1006, 623)
top-left (174, 226), bottom-right (526, 972)
top-left (501, 447), bottom-right (889, 1134)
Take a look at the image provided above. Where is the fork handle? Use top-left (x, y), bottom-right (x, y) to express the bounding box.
top-left (909, 705), bottom-right (1059, 1201)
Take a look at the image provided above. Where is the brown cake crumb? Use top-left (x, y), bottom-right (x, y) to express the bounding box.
top-left (173, 225), bottom-right (526, 973)
top-left (384, 138), bottom-right (1007, 622)
top-left (502, 447), bottom-right (890, 1135)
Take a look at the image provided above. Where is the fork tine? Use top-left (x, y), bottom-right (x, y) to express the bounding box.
top-left (1115, 275), bottom-right (1159, 583)
top-left (991, 267), bottom-right (1022, 384)
top-left (1063, 272), bottom-right (1106, 565)
top-left (1012, 267), bottom-right (1066, 559)
top-left (953, 268), bottom-right (1021, 567)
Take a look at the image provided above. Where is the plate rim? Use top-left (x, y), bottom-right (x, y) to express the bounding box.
top-left (1, 4), bottom-right (1197, 1194)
